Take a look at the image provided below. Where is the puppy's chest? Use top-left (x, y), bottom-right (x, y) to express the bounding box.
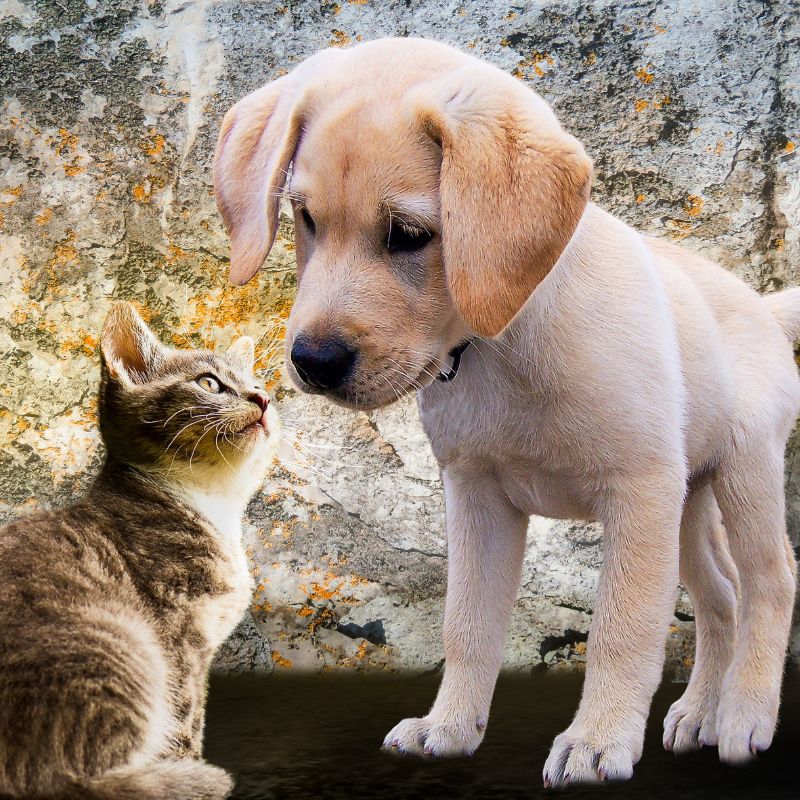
top-left (420, 378), bottom-right (594, 520)
top-left (420, 377), bottom-right (551, 464)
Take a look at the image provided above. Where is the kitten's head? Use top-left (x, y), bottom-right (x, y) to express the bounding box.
top-left (99, 303), bottom-right (279, 491)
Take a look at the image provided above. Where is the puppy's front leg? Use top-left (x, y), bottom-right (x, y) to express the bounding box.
top-left (543, 477), bottom-right (683, 786)
top-left (383, 466), bottom-right (527, 757)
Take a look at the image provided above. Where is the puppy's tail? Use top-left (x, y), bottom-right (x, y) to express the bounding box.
top-left (765, 286), bottom-right (800, 341)
top-left (54, 759), bottom-right (233, 800)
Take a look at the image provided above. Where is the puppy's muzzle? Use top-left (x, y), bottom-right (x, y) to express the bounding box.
top-left (290, 335), bottom-right (357, 390)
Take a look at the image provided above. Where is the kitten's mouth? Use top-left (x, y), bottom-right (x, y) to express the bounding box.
top-left (241, 411), bottom-right (270, 436)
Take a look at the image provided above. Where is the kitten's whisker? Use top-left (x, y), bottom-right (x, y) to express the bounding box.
top-left (213, 422), bottom-right (235, 470)
top-left (279, 430), bottom-right (349, 469)
top-left (274, 431), bottom-right (339, 451)
top-left (277, 434), bottom-right (337, 479)
top-left (188, 425), bottom-right (215, 473)
top-left (256, 325), bottom-right (285, 347)
top-left (163, 417), bottom-right (209, 455)
top-left (160, 405), bottom-right (206, 429)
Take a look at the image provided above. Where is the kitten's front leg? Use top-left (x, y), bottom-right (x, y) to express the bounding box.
top-left (383, 466), bottom-right (528, 756)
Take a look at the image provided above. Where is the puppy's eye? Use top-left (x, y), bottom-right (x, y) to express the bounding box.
top-left (300, 207), bottom-right (316, 235)
top-left (387, 223), bottom-right (433, 253)
top-left (196, 375), bottom-right (222, 393)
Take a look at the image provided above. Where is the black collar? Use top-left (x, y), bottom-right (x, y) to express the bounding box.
top-left (437, 339), bottom-right (473, 382)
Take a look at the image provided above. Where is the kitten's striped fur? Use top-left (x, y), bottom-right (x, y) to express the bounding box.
top-left (0, 304), bottom-right (278, 799)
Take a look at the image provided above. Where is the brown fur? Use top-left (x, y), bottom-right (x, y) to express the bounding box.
top-left (0, 304), bottom-right (278, 799)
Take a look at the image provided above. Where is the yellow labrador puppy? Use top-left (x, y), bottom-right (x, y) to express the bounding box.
top-left (213, 38), bottom-right (800, 785)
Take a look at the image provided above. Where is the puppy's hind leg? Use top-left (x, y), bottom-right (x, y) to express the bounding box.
top-left (713, 440), bottom-right (797, 764)
top-left (663, 480), bottom-right (739, 753)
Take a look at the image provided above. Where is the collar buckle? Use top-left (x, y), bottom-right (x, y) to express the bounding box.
top-left (437, 339), bottom-right (472, 382)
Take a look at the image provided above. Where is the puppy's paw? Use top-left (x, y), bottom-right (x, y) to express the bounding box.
top-left (663, 690), bottom-right (719, 753)
top-left (543, 726), bottom-right (638, 787)
top-left (382, 714), bottom-right (486, 757)
top-left (716, 684), bottom-right (778, 764)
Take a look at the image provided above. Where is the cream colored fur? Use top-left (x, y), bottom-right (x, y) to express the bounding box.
top-left (176, 402), bottom-right (279, 650)
top-left (213, 38), bottom-right (800, 786)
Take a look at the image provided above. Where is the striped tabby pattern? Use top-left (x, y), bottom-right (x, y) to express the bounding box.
top-left (0, 304), bottom-right (278, 799)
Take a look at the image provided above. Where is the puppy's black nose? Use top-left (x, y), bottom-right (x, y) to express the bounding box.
top-left (290, 336), bottom-right (357, 390)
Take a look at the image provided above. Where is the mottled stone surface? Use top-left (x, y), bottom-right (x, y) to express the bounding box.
top-left (1, 0), bottom-right (798, 676)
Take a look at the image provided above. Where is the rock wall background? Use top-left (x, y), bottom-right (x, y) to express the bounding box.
top-left (1, 0), bottom-right (798, 675)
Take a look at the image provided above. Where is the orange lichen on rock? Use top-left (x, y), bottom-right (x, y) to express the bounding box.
top-left (635, 95), bottom-right (669, 113)
top-left (665, 218), bottom-right (695, 241)
top-left (635, 65), bottom-right (654, 84)
top-left (684, 194), bottom-right (704, 217)
top-left (330, 29), bottom-right (351, 47)
top-left (1, 185), bottom-right (23, 205)
top-left (271, 650), bottom-right (293, 668)
top-left (132, 183), bottom-right (151, 202)
top-left (59, 331), bottom-right (99, 357)
top-left (142, 131), bottom-right (165, 158)
top-left (54, 128), bottom-right (79, 158)
top-left (512, 51), bottom-right (553, 79)
top-left (35, 208), bottom-right (53, 226)
top-left (49, 231), bottom-right (79, 267)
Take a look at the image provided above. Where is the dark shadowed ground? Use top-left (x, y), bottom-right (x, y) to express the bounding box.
top-left (205, 669), bottom-right (800, 800)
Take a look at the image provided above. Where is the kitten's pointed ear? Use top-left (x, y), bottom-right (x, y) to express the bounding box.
top-left (227, 336), bottom-right (255, 371)
top-left (101, 303), bottom-right (166, 383)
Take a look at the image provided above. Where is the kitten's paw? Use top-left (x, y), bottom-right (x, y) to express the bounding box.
top-left (382, 714), bottom-right (486, 757)
top-left (716, 683), bottom-right (778, 764)
top-left (543, 726), bottom-right (638, 787)
top-left (663, 690), bottom-right (719, 753)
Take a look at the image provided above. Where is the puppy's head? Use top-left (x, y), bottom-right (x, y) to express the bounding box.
top-left (214, 38), bottom-right (592, 410)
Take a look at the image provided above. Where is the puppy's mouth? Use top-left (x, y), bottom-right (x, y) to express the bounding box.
top-left (288, 356), bottom-right (441, 411)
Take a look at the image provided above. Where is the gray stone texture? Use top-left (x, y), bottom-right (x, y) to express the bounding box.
top-left (0, 0), bottom-right (798, 675)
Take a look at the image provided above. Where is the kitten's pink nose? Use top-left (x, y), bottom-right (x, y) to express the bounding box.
top-left (248, 391), bottom-right (270, 412)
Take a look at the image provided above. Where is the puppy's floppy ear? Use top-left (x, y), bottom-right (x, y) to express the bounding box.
top-left (101, 302), bottom-right (167, 384)
top-left (213, 50), bottom-right (345, 286)
top-left (414, 63), bottom-right (592, 337)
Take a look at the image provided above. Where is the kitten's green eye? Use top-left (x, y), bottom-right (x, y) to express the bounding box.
top-left (196, 375), bottom-right (222, 393)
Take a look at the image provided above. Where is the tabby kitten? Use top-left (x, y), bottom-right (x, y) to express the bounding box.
top-left (0, 303), bottom-right (279, 800)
